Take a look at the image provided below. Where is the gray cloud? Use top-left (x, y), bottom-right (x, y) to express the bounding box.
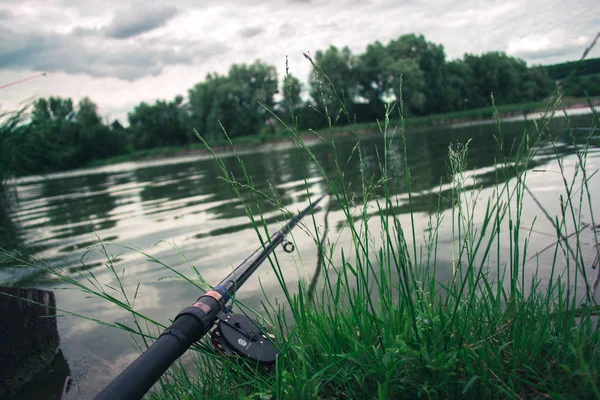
top-left (278, 23), bottom-right (296, 38)
top-left (71, 26), bottom-right (100, 37)
top-left (103, 4), bottom-right (179, 39)
top-left (1, 0), bottom-right (598, 121)
top-left (238, 26), bottom-right (264, 38)
top-left (0, 27), bottom-right (228, 80)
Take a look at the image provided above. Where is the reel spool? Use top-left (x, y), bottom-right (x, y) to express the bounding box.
top-left (210, 311), bottom-right (279, 366)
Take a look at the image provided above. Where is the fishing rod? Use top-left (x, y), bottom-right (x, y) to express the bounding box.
top-left (95, 195), bottom-right (325, 400)
top-left (0, 73), bottom-right (46, 90)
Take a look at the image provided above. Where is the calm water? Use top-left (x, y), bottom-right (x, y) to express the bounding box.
top-left (1, 113), bottom-right (599, 398)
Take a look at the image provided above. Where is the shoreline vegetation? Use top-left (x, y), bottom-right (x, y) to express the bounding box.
top-left (85, 96), bottom-right (600, 168)
top-left (1, 33), bottom-right (599, 181)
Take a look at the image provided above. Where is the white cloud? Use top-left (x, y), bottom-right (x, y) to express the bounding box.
top-left (507, 30), bottom-right (593, 62)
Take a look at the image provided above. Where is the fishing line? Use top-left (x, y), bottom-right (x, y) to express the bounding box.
top-left (0, 73), bottom-right (46, 91)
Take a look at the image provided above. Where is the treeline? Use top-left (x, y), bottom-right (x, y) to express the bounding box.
top-left (4, 34), bottom-right (597, 175)
top-left (544, 57), bottom-right (600, 80)
top-left (306, 36), bottom-right (550, 121)
top-left (5, 97), bottom-right (128, 172)
top-left (542, 57), bottom-right (600, 98)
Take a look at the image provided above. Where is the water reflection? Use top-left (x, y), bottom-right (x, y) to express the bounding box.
top-left (9, 350), bottom-right (71, 400)
top-left (0, 113), bottom-right (597, 398)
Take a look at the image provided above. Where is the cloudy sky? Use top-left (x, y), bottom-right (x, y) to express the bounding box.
top-left (0, 0), bottom-right (598, 123)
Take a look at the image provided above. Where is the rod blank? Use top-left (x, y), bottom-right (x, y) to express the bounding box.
top-left (95, 196), bottom-right (324, 400)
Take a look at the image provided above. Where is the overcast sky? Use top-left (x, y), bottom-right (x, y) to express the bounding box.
top-left (0, 0), bottom-right (598, 123)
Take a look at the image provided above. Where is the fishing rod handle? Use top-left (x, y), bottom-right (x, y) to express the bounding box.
top-left (94, 288), bottom-right (228, 400)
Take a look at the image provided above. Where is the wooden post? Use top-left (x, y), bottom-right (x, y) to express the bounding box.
top-left (0, 287), bottom-right (60, 398)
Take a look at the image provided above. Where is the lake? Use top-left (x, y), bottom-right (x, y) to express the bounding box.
top-left (1, 112), bottom-right (599, 398)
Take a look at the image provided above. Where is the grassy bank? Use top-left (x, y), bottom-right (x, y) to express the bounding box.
top-left (85, 96), bottom-right (599, 169)
top-left (150, 94), bottom-right (600, 398)
top-left (5, 86), bottom-right (600, 399)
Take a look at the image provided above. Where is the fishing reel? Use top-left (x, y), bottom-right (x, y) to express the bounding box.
top-left (210, 310), bottom-right (279, 367)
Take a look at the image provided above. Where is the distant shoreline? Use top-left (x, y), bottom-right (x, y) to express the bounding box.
top-left (81, 97), bottom-right (596, 168)
top-left (4, 96), bottom-right (580, 182)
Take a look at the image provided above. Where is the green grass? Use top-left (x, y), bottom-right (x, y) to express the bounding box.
top-left (0, 109), bottom-right (27, 186)
top-left (3, 72), bottom-right (600, 399)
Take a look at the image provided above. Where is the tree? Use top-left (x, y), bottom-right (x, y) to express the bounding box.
top-left (463, 52), bottom-right (526, 106)
top-left (444, 60), bottom-right (476, 111)
top-left (189, 73), bottom-right (227, 140)
top-left (0, 110), bottom-right (29, 182)
top-left (31, 97), bottom-right (74, 124)
top-left (561, 73), bottom-right (600, 97)
top-left (76, 97), bottom-right (102, 127)
top-left (77, 97), bottom-right (126, 159)
top-left (127, 96), bottom-right (192, 150)
top-left (389, 58), bottom-right (426, 115)
top-left (523, 67), bottom-right (552, 100)
top-left (387, 34), bottom-right (447, 114)
top-left (309, 46), bottom-right (358, 120)
top-left (31, 99), bottom-right (51, 122)
top-left (354, 35), bottom-right (437, 116)
top-left (29, 97), bottom-right (81, 169)
top-left (224, 61), bottom-right (278, 136)
top-left (26, 96), bottom-right (127, 168)
top-left (189, 61), bottom-right (278, 139)
top-left (355, 41), bottom-right (389, 120)
top-left (48, 97), bottom-right (75, 121)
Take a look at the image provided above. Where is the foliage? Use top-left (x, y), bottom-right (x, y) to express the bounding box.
top-left (542, 57), bottom-right (600, 98)
top-left (561, 73), bottom-right (600, 97)
top-left (356, 38), bottom-right (427, 117)
top-left (6, 35), bottom-right (596, 176)
top-left (460, 52), bottom-right (551, 108)
top-left (147, 94), bottom-right (600, 398)
top-left (388, 34), bottom-right (447, 114)
top-left (308, 35), bottom-right (552, 120)
top-left (189, 61), bottom-right (278, 140)
top-left (309, 46), bottom-right (358, 117)
top-left (0, 110), bottom-right (27, 182)
top-left (0, 110), bottom-right (31, 251)
top-left (22, 96), bottom-right (127, 171)
top-left (544, 57), bottom-right (600, 80)
top-left (127, 95), bottom-right (192, 150)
